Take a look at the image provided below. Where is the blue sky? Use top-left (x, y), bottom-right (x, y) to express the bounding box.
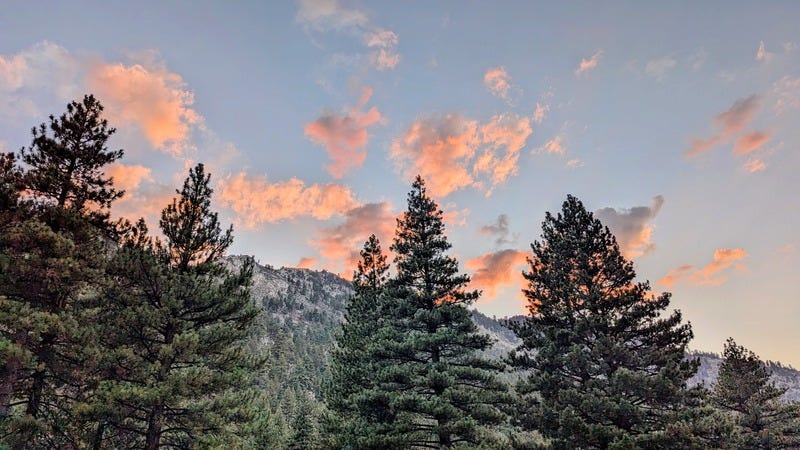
top-left (1, 1), bottom-right (799, 365)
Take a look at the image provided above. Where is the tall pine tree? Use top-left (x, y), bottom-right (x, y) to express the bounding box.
top-left (0, 95), bottom-right (123, 448)
top-left (89, 163), bottom-right (261, 449)
top-left (510, 194), bottom-right (698, 449)
top-left (326, 234), bottom-right (394, 448)
top-left (371, 176), bottom-right (509, 448)
top-left (713, 338), bottom-right (800, 448)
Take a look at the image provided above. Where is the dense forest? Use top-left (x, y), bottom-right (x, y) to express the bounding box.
top-left (2, 96), bottom-right (799, 448)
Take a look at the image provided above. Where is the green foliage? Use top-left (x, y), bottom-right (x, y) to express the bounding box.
top-left (713, 338), bottom-right (800, 448)
top-left (510, 194), bottom-right (698, 449)
top-left (334, 176), bottom-right (510, 449)
top-left (87, 164), bottom-right (262, 449)
top-left (0, 96), bottom-right (123, 448)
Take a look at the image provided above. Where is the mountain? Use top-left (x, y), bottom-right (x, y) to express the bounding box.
top-left (227, 255), bottom-right (800, 403)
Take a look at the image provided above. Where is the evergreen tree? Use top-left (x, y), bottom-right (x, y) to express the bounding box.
top-left (90, 164), bottom-right (261, 449)
top-left (713, 338), bottom-right (800, 448)
top-left (326, 234), bottom-right (394, 448)
top-left (509, 194), bottom-right (698, 449)
top-left (369, 176), bottom-right (509, 448)
top-left (0, 96), bottom-right (123, 448)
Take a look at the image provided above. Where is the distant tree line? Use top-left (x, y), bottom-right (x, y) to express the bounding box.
top-left (1, 96), bottom-right (798, 448)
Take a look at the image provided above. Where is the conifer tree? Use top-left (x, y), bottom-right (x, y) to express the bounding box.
top-left (510, 194), bottom-right (698, 449)
top-left (0, 96), bottom-right (123, 448)
top-left (369, 176), bottom-right (509, 448)
top-left (713, 338), bottom-right (800, 448)
top-left (90, 164), bottom-right (261, 449)
top-left (326, 234), bottom-right (394, 448)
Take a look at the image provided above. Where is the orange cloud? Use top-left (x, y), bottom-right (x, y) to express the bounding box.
top-left (297, 257), bottom-right (318, 269)
top-left (743, 158), bottom-right (766, 173)
top-left (542, 135), bottom-right (565, 155)
top-left (733, 130), bottom-right (771, 156)
top-left (575, 50), bottom-right (604, 76)
top-left (88, 61), bottom-right (201, 155)
top-left (111, 183), bottom-right (175, 225)
top-left (106, 163), bottom-right (154, 193)
top-left (658, 248), bottom-right (748, 287)
top-left (305, 86), bottom-right (384, 178)
top-left (310, 202), bottom-right (395, 276)
top-left (686, 95), bottom-right (762, 157)
top-left (595, 196), bottom-right (664, 259)
top-left (218, 172), bottom-right (359, 228)
top-left (484, 66), bottom-right (520, 104)
top-left (474, 114), bottom-right (533, 193)
top-left (465, 249), bottom-right (528, 301)
top-left (390, 114), bottom-right (480, 197)
top-left (391, 113), bottom-right (533, 198)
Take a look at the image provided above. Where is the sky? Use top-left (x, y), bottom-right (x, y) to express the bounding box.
top-left (1, 1), bottom-right (799, 366)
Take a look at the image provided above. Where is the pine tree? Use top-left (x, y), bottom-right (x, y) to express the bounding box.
top-left (369, 176), bottom-right (509, 448)
top-left (510, 194), bottom-right (698, 449)
top-left (713, 338), bottom-right (800, 448)
top-left (90, 164), bottom-right (261, 449)
top-left (326, 234), bottom-right (394, 448)
top-left (0, 96), bottom-right (123, 448)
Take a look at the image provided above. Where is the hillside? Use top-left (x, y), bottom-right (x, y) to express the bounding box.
top-left (228, 255), bottom-right (800, 403)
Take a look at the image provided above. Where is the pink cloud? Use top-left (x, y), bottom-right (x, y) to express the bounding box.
top-left (465, 249), bottom-right (528, 301)
top-left (542, 136), bottom-right (565, 155)
top-left (773, 76), bottom-right (800, 115)
top-left (733, 130), bottom-right (771, 156)
top-left (87, 61), bottom-right (201, 155)
top-left (658, 248), bottom-right (748, 287)
top-left (685, 95), bottom-right (762, 157)
top-left (310, 202), bottom-right (395, 276)
top-left (575, 50), bottom-right (604, 76)
top-left (390, 114), bottom-right (480, 197)
top-left (305, 86), bottom-right (384, 178)
top-left (297, 257), bottom-right (318, 269)
top-left (366, 29), bottom-right (401, 70)
top-left (595, 196), bottom-right (664, 259)
top-left (484, 66), bottom-right (520, 104)
top-left (743, 158), bottom-right (766, 173)
top-left (565, 158), bottom-right (584, 169)
top-left (106, 163), bottom-right (154, 193)
top-left (218, 172), bottom-right (359, 228)
top-left (391, 113), bottom-right (533, 198)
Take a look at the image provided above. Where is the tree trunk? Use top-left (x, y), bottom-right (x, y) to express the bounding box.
top-left (145, 405), bottom-right (163, 450)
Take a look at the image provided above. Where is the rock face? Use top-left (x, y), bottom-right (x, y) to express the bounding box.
top-left (227, 255), bottom-right (800, 402)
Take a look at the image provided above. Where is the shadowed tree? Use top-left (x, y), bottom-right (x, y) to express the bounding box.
top-left (0, 95), bottom-right (124, 448)
top-left (510, 194), bottom-right (698, 449)
top-left (89, 164), bottom-right (262, 449)
top-left (713, 338), bottom-right (800, 448)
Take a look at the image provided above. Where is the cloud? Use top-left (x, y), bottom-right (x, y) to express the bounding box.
top-left (541, 135), bottom-right (565, 155)
top-left (685, 94), bottom-right (762, 157)
top-left (0, 42), bottom-right (82, 119)
top-left (365, 28), bottom-right (401, 70)
top-left (442, 204), bottom-right (470, 228)
top-left (296, 0), bottom-right (400, 71)
top-left (296, 0), bottom-right (368, 30)
top-left (773, 76), bottom-right (800, 115)
top-left (644, 56), bottom-right (677, 81)
top-left (465, 249), bottom-right (528, 300)
top-left (733, 130), bottom-right (771, 156)
top-left (688, 48), bottom-right (708, 70)
top-left (479, 214), bottom-right (517, 246)
top-left (484, 66), bottom-right (521, 105)
top-left (658, 248), bottom-right (748, 287)
top-left (297, 257), bottom-right (318, 269)
top-left (106, 163), bottom-right (154, 193)
top-left (743, 158), bottom-right (766, 173)
top-left (533, 102), bottom-right (549, 124)
top-left (390, 113), bottom-right (533, 197)
top-left (756, 40), bottom-right (774, 62)
top-left (87, 61), bottom-right (201, 155)
top-left (595, 196), bottom-right (664, 259)
top-left (305, 86), bottom-right (384, 177)
top-left (110, 181), bottom-right (176, 225)
top-left (565, 158), bottom-right (584, 169)
top-left (218, 172), bottom-right (359, 228)
top-left (575, 50), bottom-right (604, 76)
top-left (310, 202), bottom-right (395, 276)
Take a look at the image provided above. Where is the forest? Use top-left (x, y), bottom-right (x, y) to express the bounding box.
top-left (1, 96), bottom-right (799, 449)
